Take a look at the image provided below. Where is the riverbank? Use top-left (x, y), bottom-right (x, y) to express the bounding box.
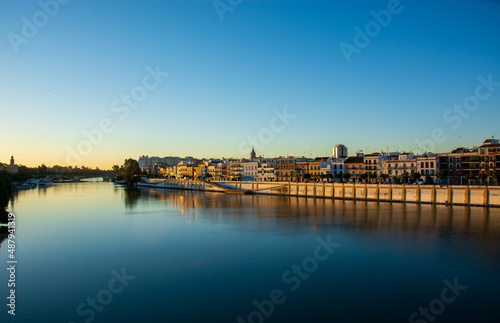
top-left (137, 178), bottom-right (500, 208)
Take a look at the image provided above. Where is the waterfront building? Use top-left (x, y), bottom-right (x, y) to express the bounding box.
top-left (295, 159), bottom-right (310, 182)
top-left (242, 161), bottom-right (259, 181)
top-left (331, 158), bottom-right (345, 179)
top-left (479, 137), bottom-right (500, 182)
top-left (438, 149), bottom-right (464, 185)
top-left (416, 154), bottom-right (439, 183)
top-left (228, 161), bottom-right (243, 180)
top-left (275, 157), bottom-right (297, 182)
top-left (308, 160), bottom-right (321, 181)
top-left (257, 161), bottom-right (276, 181)
top-left (364, 153), bottom-right (381, 178)
top-left (344, 156), bottom-right (365, 182)
top-left (383, 153), bottom-right (417, 183)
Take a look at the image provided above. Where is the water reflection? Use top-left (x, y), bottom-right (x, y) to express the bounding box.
top-left (127, 187), bottom-right (500, 242)
top-left (122, 188), bottom-right (142, 208)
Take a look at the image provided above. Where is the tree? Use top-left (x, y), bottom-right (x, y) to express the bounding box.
top-left (359, 174), bottom-right (368, 183)
top-left (303, 173), bottom-right (312, 181)
top-left (410, 172), bottom-right (421, 183)
top-left (0, 173), bottom-right (13, 223)
top-left (112, 165), bottom-right (120, 174)
top-left (478, 173), bottom-right (488, 185)
top-left (401, 172), bottom-right (410, 184)
top-left (436, 171), bottom-right (446, 185)
top-left (38, 164), bottom-right (48, 177)
top-left (369, 173), bottom-right (377, 183)
top-left (326, 173), bottom-right (334, 182)
top-left (380, 173), bottom-right (390, 183)
top-left (465, 174), bottom-right (476, 185)
top-left (342, 173), bottom-right (351, 183)
top-left (425, 174), bottom-right (433, 184)
top-left (121, 158), bottom-right (142, 186)
top-left (493, 171), bottom-right (500, 185)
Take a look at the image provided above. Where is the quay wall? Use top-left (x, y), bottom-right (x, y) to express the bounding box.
top-left (137, 179), bottom-right (500, 207)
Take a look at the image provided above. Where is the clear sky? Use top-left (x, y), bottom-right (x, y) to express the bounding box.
top-left (1, 0), bottom-right (499, 169)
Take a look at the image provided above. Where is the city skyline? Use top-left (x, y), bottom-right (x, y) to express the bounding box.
top-left (1, 0), bottom-right (499, 169)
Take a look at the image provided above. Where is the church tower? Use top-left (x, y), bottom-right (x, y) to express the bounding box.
top-left (250, 148), bottom-right (256, 160)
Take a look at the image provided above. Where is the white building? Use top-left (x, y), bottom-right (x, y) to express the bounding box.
top-left (258, 161), bottom-right (276, 181)
top-left (417, 155), bottom-right (439, 182)
top-left (242, 161), bottom-right (259, 181)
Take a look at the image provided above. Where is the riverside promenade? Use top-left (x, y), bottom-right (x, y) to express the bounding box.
top-left (137, 178), bottom-right (500, 208)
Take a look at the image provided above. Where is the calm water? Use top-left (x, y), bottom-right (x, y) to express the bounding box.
top-left (1, 182), bottom-right (500, 323)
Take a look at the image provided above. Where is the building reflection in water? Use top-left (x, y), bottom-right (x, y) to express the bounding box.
top-left (120, 187), bottom-right (500, 243)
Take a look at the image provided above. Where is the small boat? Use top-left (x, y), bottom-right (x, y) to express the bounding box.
top-left (114, 180), bottom-right (127, 185)
top-left (38, 179), bottom-right (53, 188)
top-left (23, 179), bottom-right (38, 189)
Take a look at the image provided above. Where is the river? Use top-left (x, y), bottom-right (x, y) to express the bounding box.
top-left (1, 182), bottom-right (499, 323)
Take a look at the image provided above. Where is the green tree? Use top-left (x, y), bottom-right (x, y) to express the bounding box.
top-left (436, 171), bottom-right (446, 185)
top-left (401, 172), bottom-right (410, 184)
top-left (38, 164), bottom-right (48, 177)
top-left (121, 158), bottom-right (142, 186)
top-left (359, 173), bottom-right (368, 183)
top-left (410, 172), bottom-right (421, 183)
top-left (303, 173), bottom-right (312, 181)
top-left (369, 173), bottom-right (377, 183)
top-left (112, 165), bottom-right (120, 174)
top-left (425, 174), bottom-right (433, 184)
top-left (478, 173), bottom-right (488, 185)
top-left (380, 173), bottom-right (390, 183)
top-left (334, 173), bottom-right (343, 182)
top-left (493, 171), bottom-right (500, 185)
top-left (0, 173), bottom-right (13, 223)
top-left (342, 173), bottom-right (351, 183)
top-left (326, 173), bottom-right (334, 182)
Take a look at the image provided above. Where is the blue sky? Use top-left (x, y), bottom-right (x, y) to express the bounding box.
top-left (1, 0), bottom-right (499, 168)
